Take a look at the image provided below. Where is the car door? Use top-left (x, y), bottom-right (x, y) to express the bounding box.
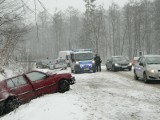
top-left (25, 71), bottom-right (57, 97)
top-left (138, 57), bottom-right (146, 78)
top-left (135, 57), bottom-right (145, 78)
top-left (6, 75), bottom-right (35, 102)
top-left (134, 57), bottom-right (141, 77)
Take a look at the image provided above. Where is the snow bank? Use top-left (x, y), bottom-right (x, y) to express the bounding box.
top-left (1, 66), bottom-right (160, 120)
top-left (1, 93), bottom-right (88, 120)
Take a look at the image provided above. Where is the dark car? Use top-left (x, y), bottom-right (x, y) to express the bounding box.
top-left (134, 55), bottom-right (160, 83)
top-left (105, 56), bottom-right (132, 71)
top-left (0, 70), bottom-right (75, 114)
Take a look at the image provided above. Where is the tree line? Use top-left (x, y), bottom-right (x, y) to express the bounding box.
top-left (1, 0), bottom-right (160, 67)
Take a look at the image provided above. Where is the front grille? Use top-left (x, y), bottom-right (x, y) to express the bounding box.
top-left (121, 64), bottom-right (128, 66)
top-left (84, 65), bottom-right (88, 68)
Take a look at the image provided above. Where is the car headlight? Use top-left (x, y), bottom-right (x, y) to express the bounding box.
top-left (128, 63), bottom-right (132, 66)
top-left (92, 60), bottom-right (95, 64)
top-left (76, 61), bottom-right (79, 64)
top-left (150, 69), bottom-right (156, 73)
top-left (115, 63), bottom-right (119, 66)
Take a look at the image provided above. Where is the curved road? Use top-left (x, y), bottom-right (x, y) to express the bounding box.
top-left (109, 67), bottom-right (160, 89)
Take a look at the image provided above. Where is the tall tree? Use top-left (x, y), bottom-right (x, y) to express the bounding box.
top-left (0, 0), bottom-right (29, 66)
top-left (154, 0), bottom-right (160, 54)
top-left (108, 3), bottom-right (121, 56)
top-left (65, 7), bottom-right (82, 50)
top-left (82, 0), bottom-right (96, 51)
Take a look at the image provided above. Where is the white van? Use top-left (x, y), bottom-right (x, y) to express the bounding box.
top-left (58, 51), bottom-right (72, 66)
top-left (70, 49), bottom-right (96, 73)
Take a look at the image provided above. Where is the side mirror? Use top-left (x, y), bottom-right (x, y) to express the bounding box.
top-left (139, 62), bottom-right (143, 66)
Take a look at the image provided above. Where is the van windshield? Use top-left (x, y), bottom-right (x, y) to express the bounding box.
top-left (74, 53), bottom-right (93, 61)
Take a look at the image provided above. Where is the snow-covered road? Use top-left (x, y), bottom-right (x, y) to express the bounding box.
top-left (1, 67), bottom-right (160, 120)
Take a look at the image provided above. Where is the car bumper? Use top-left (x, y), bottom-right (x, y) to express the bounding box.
top-left (115, 66), bottom-right (132, 70)
top-left (69, 76), bottom-right (76, 85)
top-left (75, 65), bottom-right (96, 73)
top-left (148, 77), bottom-right (160, 81)
top-left (147, 73), bottom-right (160, 81)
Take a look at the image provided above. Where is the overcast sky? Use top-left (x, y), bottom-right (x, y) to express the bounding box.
top-left (27, 0), bottom-right (129, 13)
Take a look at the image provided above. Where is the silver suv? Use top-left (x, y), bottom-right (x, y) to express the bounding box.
top-left (134, 55), bottom-right (160, 83)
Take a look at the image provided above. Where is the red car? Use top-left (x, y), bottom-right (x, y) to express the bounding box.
top-left (0, 70), bottom-right (75, 114)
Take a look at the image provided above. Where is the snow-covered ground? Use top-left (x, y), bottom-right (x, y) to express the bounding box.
top-left (1, 66), bottom-right (160, 120)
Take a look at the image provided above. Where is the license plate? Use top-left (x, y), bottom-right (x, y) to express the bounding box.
top-left (84, 68), bottom-right (89, 70)
top-left (122, 66), bottom-right (127, 68)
